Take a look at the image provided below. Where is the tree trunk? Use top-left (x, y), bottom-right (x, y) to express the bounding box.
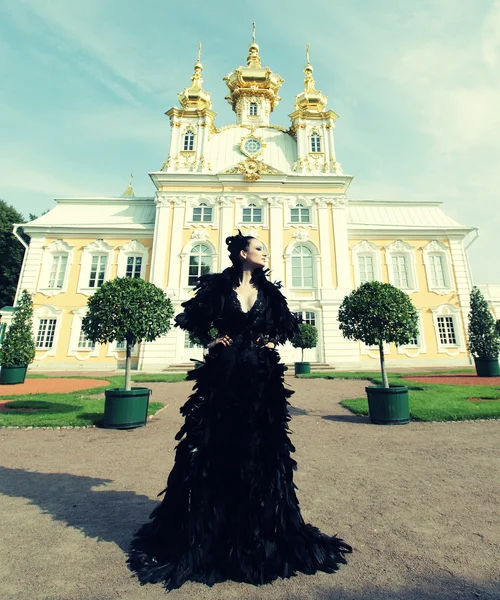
top-left (302, 347), bottom-right (304, 362)
top-left (125, 341), bottom-right (132, 392)
top-left (379, 342), bottom-right (389, 388)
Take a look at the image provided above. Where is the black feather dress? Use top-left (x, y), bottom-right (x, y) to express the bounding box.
top-left (128, 268), bottom-right (351, 590)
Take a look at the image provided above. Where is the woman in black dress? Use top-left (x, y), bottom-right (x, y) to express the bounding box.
top-left (128, 232), bottom-right (351, 590)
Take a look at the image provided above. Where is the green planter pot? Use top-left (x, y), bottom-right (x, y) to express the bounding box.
top-left (473, 357), bottom-right (500, 377)
top-left (0, 365), bottom-right (28, 385)
top-left (103, 387), bottom-right (151, 429)
top-left (366, 385), bottom-right (410, 425)
top-left (294, 362), bottom-right (311, 376)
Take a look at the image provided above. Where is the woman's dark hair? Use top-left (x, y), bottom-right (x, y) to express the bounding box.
top-left (225, 230), bottom-right (265, 285)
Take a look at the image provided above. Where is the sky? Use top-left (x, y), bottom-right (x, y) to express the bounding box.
top-left (1, 0), bottom-right (499, 284)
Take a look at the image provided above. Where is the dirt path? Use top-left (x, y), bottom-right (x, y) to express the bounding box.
top-left (404, 374), bottom-right (500, 386)
top-left (0, 377), bottom-right (499, 600)
top-left (0, 378), bottom-right (110, 397)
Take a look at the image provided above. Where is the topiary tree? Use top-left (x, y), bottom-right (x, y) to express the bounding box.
top-left (495, 319), bottom-right (500, 338)
top-left (0, 289), bottom-right (36, 367)
top-left (338, 281), bottom-right (419, 388)
top-left (82, 277), bottom-right (174, 391)
top-left (467, 287), bottom-right (500, 359)
top-left (291, 323), bottom-right (318, 363)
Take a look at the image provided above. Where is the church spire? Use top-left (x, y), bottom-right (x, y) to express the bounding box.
top-left (177, 43), bottom-right (212, 110)
top-left (294, 44), bottom-right (328, 113)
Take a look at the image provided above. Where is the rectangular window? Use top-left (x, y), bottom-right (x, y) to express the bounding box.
top-left (301, 311), bottom-right (316, 326)
top-left (249, 102), bottom-right (257, 116)
top-left (193, 206), bottom-right (212, 222)
top-left (126, 256), bottom-right (142, 278)
top-left (429, 255), bottom-right (446, 288)
top-left (36, 318), bottom-right (57, 349)
top-left (290, 207), bottom-right (310, 223)
top-left (89, 255), bottom-right (107, 288)
top-left (392, 255), bottom-right (409, 288)
top-left (242, 207), bottom-right (262, 223)
top-left (77, 326), bottom-right (95, 350)
top-left (359, 255), bottom-right (374, 283)
top-left (437, 316), bottom-right (457, 345)
top-left (48, 255), bottom-right (68, 289)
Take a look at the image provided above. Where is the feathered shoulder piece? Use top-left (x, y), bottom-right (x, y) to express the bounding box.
top-left (259, 275), bottom-right (299, 344)
top-left (174, 272), bottom-right (231, 347)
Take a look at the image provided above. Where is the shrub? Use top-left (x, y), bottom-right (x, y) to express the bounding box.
top-left (467, 287), bottom-right (500, 359)
top-left (291, 323), bottom-right (318, 362)
top-left (0, 289), bottom-right (36, 367)
top-left (338, 281), bottom-right (418, 388)
top-left (82, 277), bottom-right (174, 390)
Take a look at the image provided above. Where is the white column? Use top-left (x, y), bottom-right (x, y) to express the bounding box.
top-left (218, 195), bottom-right (235, 271)
top-left (268, 196), bottom-right (285, 283)
top-left (167, 197), bottom-right (186, 289)
top-left (314, 198), bottom-right (333, 291)
top-left (449, 236), bottom-right (474, 340)
top-left (149, 193), bottom-right (172, 288)
top-left (331, 198), bottom-right (351, 291)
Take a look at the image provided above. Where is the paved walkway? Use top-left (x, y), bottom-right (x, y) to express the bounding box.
top-left (0, 377), bottom-right (499, 600)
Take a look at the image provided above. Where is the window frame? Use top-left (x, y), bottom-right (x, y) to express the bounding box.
top-left (351, 241), bottom-right (382, 287)
top-left (385, 240), bottom-right (418, 294)
top-left (431, 304), bottom-right (466, 355)
top-left (249, 101), bottom-right (258, 116)
top-left (77, 239), bottom-right (114, 296)
top-left (291, 245), bottom-right (315, 288)
top-left (310, 130), bottom-right (322, 153)
top-left (186, 197), bottom-right (217, 227)
top-left (422, 240), bottom-right (454, 294)
top-left (237, 196), bottom-right (268, 228)
top-left (33, 305), bottom-right (64, 358)
top-left (397, 310), bottom-right (427, 356)
top-left (183, 128), bottom-right (195, 152)
top-left (68, 307), bottom-right (100, 358)
top-left (117, 240), bottom-right (149, 279)
top-left (38, 239), bottom-right (73, 297)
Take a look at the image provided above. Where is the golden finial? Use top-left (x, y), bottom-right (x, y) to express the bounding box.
top-left (306, 44), bottom-right (310, 65)
top-left (247, 22), bottom-right (261, 67)
top-left (122, 173), bottom-right (134, 197)
top-left (197, 41), bottom-right (202, 63)
top-left (252, 22), bottom-right (256, 43)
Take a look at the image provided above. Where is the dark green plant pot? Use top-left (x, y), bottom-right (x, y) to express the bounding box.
top-left (0, 365), bottom-right (28, 385)
top-left (366, 385), bottom-right (410, 425)
top-left (473, 357), bottom-right (500, 377)
top-left (295, 362), bottom-right (311, 376)
top-left (103, 387), bottom-right (151, 429)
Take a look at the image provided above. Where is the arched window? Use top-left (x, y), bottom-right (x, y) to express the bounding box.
top-left (249, 102), bottom-right (258, 116)
top-left (242, 203), bottom-right (262, 223)
top-left (183, 129), bottom-right (195, 151)
top-left (290, 203), bottom-right (310, 224)
top-left (188, 244), bottom-right (211, 286)
top-left (192, 202), bottom-right (213, 222)
top-left (310, 131), bottom-right (322, 153)
top-left (292, 245), bottom-right (314, 287)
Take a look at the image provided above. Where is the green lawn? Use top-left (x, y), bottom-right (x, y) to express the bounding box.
top-left (0, 374), bottom-right (186, 428)
top-left (299, 371), bottom-right (500, 421)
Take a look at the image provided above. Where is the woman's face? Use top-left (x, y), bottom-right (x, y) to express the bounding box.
top-left (240, 238), bottom-right (267, 269)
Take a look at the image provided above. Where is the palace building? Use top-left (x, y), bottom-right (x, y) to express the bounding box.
top-left (6, 37), bottom-right (488, 370)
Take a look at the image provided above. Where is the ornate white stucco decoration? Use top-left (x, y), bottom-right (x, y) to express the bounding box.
top-left (217, 195), bottom-right (234, 206)
top-left (268, 196), bottom-right (284, 207)
top-left (387, 239), bottom-right (413, 254)
top-left (85, 239), bottom-right (114, 254)
top-left (242, 227), bottom-right (258, 238)
top-left (155, 194), bottom-right (173, 207)
top-left (330, 197), bottom-right (347, 208)
top-left (191, 228), bottom-right (209, 241)
top-left (46, 239), bottom-right (72, 253)
top-left (293, 228), bottom-right (310, 241)
top-left (172, 196), bottom-right (187, 206)
top-left (313, 197), bottom-right (329, 208)
top-left (120, 240), bottom-right (147, 254)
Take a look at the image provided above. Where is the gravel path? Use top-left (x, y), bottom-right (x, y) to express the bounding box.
top-left (1, 377), bottom-right (499, 600)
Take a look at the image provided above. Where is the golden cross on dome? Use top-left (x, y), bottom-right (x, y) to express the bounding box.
top-left (306, 44), bottom-right (311, 65)
top-left (197, 41), bottom-right (202, 62)
top-left (252, 22), bottom-right (256, 42)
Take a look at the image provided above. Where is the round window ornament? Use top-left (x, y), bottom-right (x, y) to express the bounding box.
top-left (239, 134), bottom-right (265, 158)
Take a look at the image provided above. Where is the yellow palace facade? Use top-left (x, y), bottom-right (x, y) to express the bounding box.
top-left (7, 39), bottom-right (486, 371)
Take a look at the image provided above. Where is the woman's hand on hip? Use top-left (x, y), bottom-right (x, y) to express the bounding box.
top-left (208, 335), bottom-right (232, 349)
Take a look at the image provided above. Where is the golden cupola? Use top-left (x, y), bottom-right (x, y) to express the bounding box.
top-left (177, 43), bottom-right (212, 111)
top-left (223, 24), bottom-right (284, 125)
top-left (294, 45), bottom-right (328, 114)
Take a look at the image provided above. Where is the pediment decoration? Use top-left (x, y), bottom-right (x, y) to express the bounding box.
top-left (221, 159), bottom-right (282, 182)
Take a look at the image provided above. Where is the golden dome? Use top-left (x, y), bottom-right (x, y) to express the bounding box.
top-left (223, 24), bottom-right (284, 113)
